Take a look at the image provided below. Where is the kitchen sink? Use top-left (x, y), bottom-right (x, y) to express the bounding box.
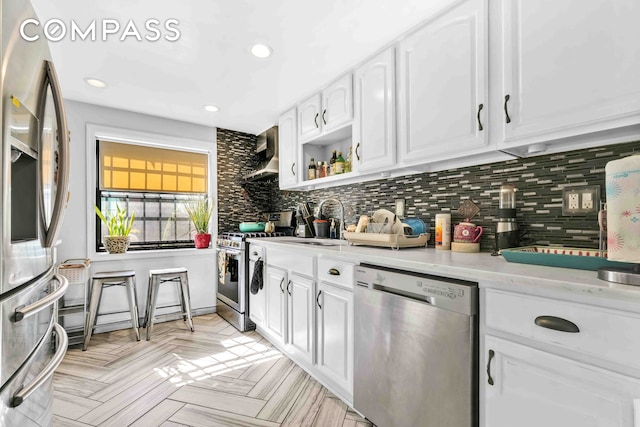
top-left (291, 240), bottom-right (344, 246)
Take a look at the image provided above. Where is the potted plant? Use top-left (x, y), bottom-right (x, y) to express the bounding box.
top-left (95, 204), bottom-right (135, 254)
top-left (184, 198), bottom-right (214, 248)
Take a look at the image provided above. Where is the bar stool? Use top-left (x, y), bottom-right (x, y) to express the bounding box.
top-left (83, 270), bottom-right (140, 351)
top-left (143, 267), bottom-right (194, 340)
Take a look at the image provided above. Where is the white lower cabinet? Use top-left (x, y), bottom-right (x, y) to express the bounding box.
top-left (287, 273), bottom-right (315, 366)
top-left (483, 288), bottom-right (640, 427)
top-left (484, 335), bottom-right (640, 427)
top-left (261, 248), bottom-right (356, 404)
top-left (265, 267), bottom-right (287, 344)
top-left (316, 281), bottom-right (353, 398)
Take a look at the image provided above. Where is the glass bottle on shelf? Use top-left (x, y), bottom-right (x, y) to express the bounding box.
top-left (308, 157), bottom-right (316, 180)
top-left (335, 151), bottom-right (345, 174)
top-left (344, 146), bottom-right (352, 173)
top-left (318, 160), bottom-right (326, 178)
top-left (316, 161), bottom-right (322, 179)
top-left (329, 150), bottom-right (337, 176)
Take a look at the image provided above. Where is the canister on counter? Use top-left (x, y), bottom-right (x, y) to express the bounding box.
top-left (435, 213), bottom-right (451, 250)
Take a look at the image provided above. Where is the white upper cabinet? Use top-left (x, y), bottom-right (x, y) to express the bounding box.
top-left (322, 75), bottom-right (353, 133)
top-left (398, 0), bottom-right (489, 166)
top-left (299, 74), bottom-right (353, 143)
top-left (353, 48), bottom-right (397, 172)
top-left (499, 0), bottom-right (640, 153)
top-left (278, 108), bottom-right (298, 189)
top-left (298, 94), bottom-right (323, 141)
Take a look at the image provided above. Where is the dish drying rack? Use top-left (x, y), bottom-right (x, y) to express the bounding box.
top-left (344, 232), bottom-right (430, 250)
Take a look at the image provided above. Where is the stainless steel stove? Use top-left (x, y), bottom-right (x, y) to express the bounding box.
top-left (216, 212), bottom-right (294, 331)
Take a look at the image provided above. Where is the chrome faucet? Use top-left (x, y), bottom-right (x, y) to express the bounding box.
top-left (317, 198), bottom-right (345, 239)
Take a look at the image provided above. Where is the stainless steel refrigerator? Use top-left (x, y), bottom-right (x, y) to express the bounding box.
top-left (0, 0), bottom-right (71, 424)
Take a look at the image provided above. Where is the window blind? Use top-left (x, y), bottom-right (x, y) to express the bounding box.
top-left (98, 140), bottom-right (208, 193)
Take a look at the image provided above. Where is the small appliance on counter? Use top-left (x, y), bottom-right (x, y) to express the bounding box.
top-left (598, 155), bottom-right (640, 286)
top-left (495, 184), bottom-right (519, 253)
top-left (452, 199), bottom-right (483, 253)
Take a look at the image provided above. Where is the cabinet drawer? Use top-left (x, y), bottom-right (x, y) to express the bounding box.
top-left (485, 289), bottom-right (640, 370)
top-left (268, 248), bottom-right (314, 277)
top-left (317, 257), bottom-right (355, 289)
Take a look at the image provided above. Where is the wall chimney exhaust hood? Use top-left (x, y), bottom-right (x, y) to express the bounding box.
top-left (243, 126), bottom-right (279, 182)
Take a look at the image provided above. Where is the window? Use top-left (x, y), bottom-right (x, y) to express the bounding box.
top-left (95, 140), bottom-right (210, 251)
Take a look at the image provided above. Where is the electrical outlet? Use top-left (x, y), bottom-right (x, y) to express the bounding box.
top-left (582, 192), bottom-right (593, 210)
top-left (562, 185), bottom-right (600, 215)
top-left (568, 193), bottom-right (579, 210)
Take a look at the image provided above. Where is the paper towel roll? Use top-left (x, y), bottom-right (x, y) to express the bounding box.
top-left (605, 154), bottom-right (640, 263)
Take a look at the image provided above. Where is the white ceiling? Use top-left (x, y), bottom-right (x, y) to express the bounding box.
top-left (31, 0), bottom-right (451, 135)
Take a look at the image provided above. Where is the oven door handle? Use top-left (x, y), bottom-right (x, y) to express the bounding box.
top-left (217, 247), bottom-right (242, 257)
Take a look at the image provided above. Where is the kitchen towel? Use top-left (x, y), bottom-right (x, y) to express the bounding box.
top-left (605, 154), bottom-right (640, 263)
top-left (250, 258), bottom-right (264, 295)
top-left (217, 249), bottom-right (227, 283)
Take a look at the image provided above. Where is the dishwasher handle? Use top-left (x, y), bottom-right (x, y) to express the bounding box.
top-left (365, 283), bottom-right (435, 305)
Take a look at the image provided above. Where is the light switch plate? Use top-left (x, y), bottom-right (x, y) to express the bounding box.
top-left (562, 186), bottom-right (600, 215)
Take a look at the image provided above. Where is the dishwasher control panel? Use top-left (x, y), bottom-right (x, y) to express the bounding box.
top-left (355, 264), bottom-right (478, 315)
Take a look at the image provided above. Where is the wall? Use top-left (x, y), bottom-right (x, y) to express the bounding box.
top-left (271, 140), bottom-right (640, 251)
top-left (58, 101), bottom-right (217, 330)
top-left (216, 128), bottom-right (278, 232)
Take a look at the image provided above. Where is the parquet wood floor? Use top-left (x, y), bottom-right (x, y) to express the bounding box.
top-left (52, 314), bottom-right (372, 427)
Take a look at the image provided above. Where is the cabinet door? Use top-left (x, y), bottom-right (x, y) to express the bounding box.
top-left (298, 94), bottom-right (322, 141)
top-left (316, 282), bottom-right (353, 398)
top-left (500, 0), bottom-right (640, 149)
top-left (484, 335), bottom-right (640, 427)
top-left (353, 48), bottom-right (397, 173)
top-left (398, 0), bottom-right (488, 165)
top-left (322, 74), bottom-right (353, 132)
top-left (248, 258), bottom-right (265, 328)
top-left (278, 108), bottom-right (298, 189)
top-left (287, 273), bottom-right (314, 366)
top-left (265, 267), bottom-right (287, 344)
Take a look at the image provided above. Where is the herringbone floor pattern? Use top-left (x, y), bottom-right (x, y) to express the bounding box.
top-left (52, 314), bottom-right (372, 427)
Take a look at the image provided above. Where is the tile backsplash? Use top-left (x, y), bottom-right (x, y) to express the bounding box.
top-left (217, 128), bottom-right (274, 232)
top-left (218, 128), bottom-right (639, 251)
top-left (270, 141), bottom-right (640, 251)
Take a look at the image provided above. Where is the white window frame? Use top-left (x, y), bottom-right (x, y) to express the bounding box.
top-left (85, 123), bottom-right (217, 260)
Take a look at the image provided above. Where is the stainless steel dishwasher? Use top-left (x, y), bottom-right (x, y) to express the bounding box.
top-left (354, 264), bottom-right (478, 427)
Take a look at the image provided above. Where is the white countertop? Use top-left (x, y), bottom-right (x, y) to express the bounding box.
top-left (248, 237), bottom-right (640, 312)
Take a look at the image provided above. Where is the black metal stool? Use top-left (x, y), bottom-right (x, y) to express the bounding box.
top-left (83, 270), bottom-right (140, 351)
top-left (143, 267), bottom-right (194, 340)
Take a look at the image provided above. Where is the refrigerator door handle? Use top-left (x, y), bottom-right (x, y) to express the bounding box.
top-left (14, 273), bottom-right (68, 322)
top-left (42, 60), bottom-right (70, 248)
top-left (11, 323), bottom-right (68, 407)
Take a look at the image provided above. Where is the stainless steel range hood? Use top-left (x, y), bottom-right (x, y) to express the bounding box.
top-left (243, 126), bottom-right (278, 182)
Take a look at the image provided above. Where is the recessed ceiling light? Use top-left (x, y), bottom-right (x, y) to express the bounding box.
top-left (204, 105), bottom-right (219, 112)
top-left (84, 78), bottom-right (107, 88)
top-left (250, 43), bottom-right (272, 58)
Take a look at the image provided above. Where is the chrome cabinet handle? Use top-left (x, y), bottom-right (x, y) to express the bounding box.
top-left (328, 268), bottom-right (340, 276)
top-left (316, 290), bottom-right (322, 309)
top-left (355, 143), bottom-right (360, 161)
top-left (534, 316), bottom-right (580, 333)
top-left (314, 113), bottom-right (319, 128)
top-left (12, 323), bottom-right (68, 407)
top-left (279, 277), bottom-right (285, 294)
top-left (322, 109), bottom-right (327, 125)
top-left (14, 272), bottom-right (68, 322)
top-left (504, 94), bottom-right (511, 124)
top-left (477, 103), bottom-right (484, 131)
top-left (487, 349), bottom-right (495, 386)
top-left (291, 162), bottom-right (296, 176)
top-left (287, 280), bottom-right (292, 296)
top-left (41, 61), bottom-right (70, 248)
